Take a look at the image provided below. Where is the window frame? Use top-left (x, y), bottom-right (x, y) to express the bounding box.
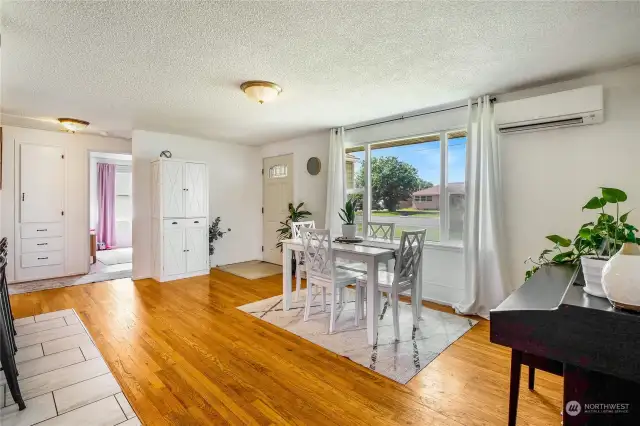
top-left (345, 128), bottom-right (466, 245)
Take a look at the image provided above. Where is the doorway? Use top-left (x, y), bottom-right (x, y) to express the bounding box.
top-left (263, 154), bottom-right (293, 265)
top-left (89, 152), bottom-right (133, 277)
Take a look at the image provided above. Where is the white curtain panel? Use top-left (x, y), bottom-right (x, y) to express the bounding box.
top-left (325, 127), bottom-right (346, 236)
top-left (454, 96), bottom-right (510, 319)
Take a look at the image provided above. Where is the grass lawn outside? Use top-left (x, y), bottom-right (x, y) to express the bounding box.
top-left (356, 210), bottom-right (440, 219)
top-left (355, 221), bottom-right (441, 241)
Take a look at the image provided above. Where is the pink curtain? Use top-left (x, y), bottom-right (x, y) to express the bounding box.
top-left (97, 163), bottom-right (116, 250)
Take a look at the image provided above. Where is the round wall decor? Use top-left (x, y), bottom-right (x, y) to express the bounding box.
top-left (307, 157), bottom-right (321, 175)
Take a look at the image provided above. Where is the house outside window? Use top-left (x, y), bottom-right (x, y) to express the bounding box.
top-left (344, 130), bottom-right (466, 243)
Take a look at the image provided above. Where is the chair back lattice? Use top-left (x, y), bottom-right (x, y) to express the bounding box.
top-left (394, 229), bottom-right (427, 284)
top-left (292, 221), bottom-right (316, 239)
top-left (301, 229), bottom-right (333, 281)
top-left (368, 222), bottom-right (395, 242)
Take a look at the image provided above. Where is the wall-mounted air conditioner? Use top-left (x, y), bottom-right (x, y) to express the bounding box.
top-left (494, 85), bottom-right (603, 134)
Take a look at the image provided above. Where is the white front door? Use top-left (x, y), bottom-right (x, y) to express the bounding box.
top-left (184, 162), bottom-right (207, 218)
top-left (263, 154), bottom-right (293, 265)
top-left (162, 161), bottom-right (185, 218)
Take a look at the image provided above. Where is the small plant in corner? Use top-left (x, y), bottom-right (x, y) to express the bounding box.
top-left (209, 217), bottom-right (231, 256)
top-left (339, 199), bottom-right (357, 238)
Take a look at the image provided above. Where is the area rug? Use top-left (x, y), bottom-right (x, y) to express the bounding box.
top-left (8, 271), bottom-right (132, 295)
top-left (0, 309), bottom-right (141, 426)
top-left (218, 260), bottom-right (282, 280)
top-left (96, 247), bottom-right (133, 265)
top-left (238, 289), bottom-right (477, 384)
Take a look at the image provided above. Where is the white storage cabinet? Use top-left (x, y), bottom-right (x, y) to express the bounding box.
top-left (151, 158), bottom-right (209, 282)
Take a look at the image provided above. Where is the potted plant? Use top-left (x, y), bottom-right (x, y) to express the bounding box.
top-left (276, 202), bottom-right (312, 275)
top-left (339, 199), bottom-right (357, 238)
top-left (209, 216), bottom-right (231, 256)
top-left (526, 187), bottom-right (638, 298)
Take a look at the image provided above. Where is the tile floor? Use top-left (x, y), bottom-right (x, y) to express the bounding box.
top-left (8, 271), bottom-right (133, 295)
top-left (1, 309), bottom-right (141, 426)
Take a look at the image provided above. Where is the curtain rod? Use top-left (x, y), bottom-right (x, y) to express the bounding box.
top-left (343, 97), bottom-right (497, 132)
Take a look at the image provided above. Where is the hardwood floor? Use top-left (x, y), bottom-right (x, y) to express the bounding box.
top-left (9, 270), bottom-right (562, 425)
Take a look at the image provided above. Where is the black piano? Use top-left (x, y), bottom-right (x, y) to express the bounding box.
top-left (491, 265), bottom-right (640, 425)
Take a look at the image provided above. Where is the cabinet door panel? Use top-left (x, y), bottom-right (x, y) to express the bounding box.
top-left (21, 144), bottom-right (65, 223)
top-left (185, 226), bottom-right (208, 272)
top-left (163, 228), bottom-right (186, 276)
top-left (185, 163), bottom-right (207, 218)
top-left (162, 161), bottom-right (185, 218)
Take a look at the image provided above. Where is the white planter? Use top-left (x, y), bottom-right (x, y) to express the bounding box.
top-left (342, 224), bottom-right (357, 239)
top-left (602, 243), bottom-right (640, 311)
top-left (581, 256), bottom-right (608, 298)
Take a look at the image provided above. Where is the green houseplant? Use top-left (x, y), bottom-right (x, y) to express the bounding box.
top-left (525, 187), bottom-right (638, 297)
top-left (339, 199), bottom-right (357, 238)
top-left (276, 202), bottom-right (312, 250)
top-left (276, 202), bottom-right (312, 276)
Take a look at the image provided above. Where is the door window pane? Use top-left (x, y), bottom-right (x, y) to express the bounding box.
top-left (447, 131), bottom-right (467, 242)
top-left (369, 134), bottom-right (440, 242)
top-left (269, 164), bottom-right (288, 179)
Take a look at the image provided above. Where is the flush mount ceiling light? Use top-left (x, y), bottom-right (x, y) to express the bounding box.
top-left (58, 117), bottom-right (90, 133)
top-left (240, 81), bottom-right (282, 104)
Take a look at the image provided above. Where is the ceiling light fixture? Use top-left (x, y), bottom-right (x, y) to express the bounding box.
top-left (58, 117), bottom-right (90, 133)
top-left (240, 81), bottom-right (282, 104)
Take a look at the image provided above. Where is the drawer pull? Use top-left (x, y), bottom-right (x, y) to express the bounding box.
top-left (37, 257), bottom-right (49, 260)
top-left (172, 221), bottom-right (178, 225)
top-left (37, 229), bottom-right (48, 232)
top-left (194, 221), bottom-right (199, 224)
top-left (36, 243), bottom-right (48, 246)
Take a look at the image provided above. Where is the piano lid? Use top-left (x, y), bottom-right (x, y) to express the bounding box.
top-left (492, 264), bottom-right (579, 312)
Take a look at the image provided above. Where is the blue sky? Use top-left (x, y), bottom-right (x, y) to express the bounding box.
top-left (351, 136), bottom-right (466, 185)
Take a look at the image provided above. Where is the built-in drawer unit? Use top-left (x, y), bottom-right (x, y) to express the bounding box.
top-left (184, 218), bottom-right (206, 228)
top-left (21, 222), bottom-right (64, 239)
top-left (163, 219), bottom-right (185, 229)
top-left (22, 237), bottom-right (64, 253)
top-left (21, 251), bottom-right (64, 268)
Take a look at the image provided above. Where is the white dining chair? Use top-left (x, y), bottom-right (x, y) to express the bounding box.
top-left (301, 228), bottom-right (364, 333)
top-left (367, 222), bottom-right (396, 242)
top-left (337, 221), bottom-right (396, 277)
top-left (291, 221), bottom-right (316, 300)
top-left (355, 229), bottom-right (426, 341)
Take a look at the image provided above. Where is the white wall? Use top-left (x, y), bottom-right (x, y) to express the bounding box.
top-left (1, 126), bottom-right (132, 282)
top-left (132, 130), bottom-right (262, 279)
top-left (346, 106), bottom-right (467, 147)
top-left (260, 131), bottom-right (330, 227)
top-left (500, 64), bottom-right (640, 288)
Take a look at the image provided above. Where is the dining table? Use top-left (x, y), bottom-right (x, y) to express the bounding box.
top-left (280, 237), bottom-right (423, 345)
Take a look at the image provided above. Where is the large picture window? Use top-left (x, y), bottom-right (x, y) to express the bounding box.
top-left (345, 130), bottom-right (466, 243)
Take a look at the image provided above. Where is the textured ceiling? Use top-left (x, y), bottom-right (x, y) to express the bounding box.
top-left (3, 1), bottom-right (640, 145)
